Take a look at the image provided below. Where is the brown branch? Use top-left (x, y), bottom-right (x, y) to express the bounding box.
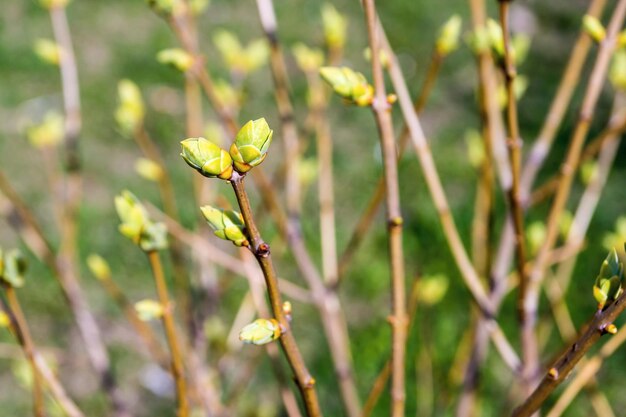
top-left (363, 2), bottom-right (407, 416)
top-left (546, 325), bottom-right (626, 417)
top-left (337, 49), bottom-right (443, 280)
top-left (3, 286), bottom-right (45, 417)
top-left (0, 170), bottom-right (129, 416)
top-left (493, 0), bottom-right (607, 302)
top-left (521, 0), bottom-right (626, 389)
top-left (147, 251), bottom-right (189, 417)
top-left (230, 174), bottom-right (322, 417)
top-left (512, 291), bottom-right (626, 416)
top-left (255, 0), bottom-right (301, 217)
top-left (499, 0), bottom-right (532, 395)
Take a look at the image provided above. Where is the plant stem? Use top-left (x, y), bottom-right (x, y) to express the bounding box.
top-left (546, 324), bottom-right (626, 417)
top-left (363, 1), bottom-right (407, 416)
top-left (522, 0), bottom-right (626, 389)
top-left (512, 290), bottom-right (626, 416)
top-left (337, 48), bottom-right (443, 280)
top-left (498, 0), bottom-right (531, 395)
top-left (146, 251), bottom-right (188, 417)
top-left (3, 286), bottom-right (45, 417)
top-left (492, 0), bottom-right (607, 302)
top-left (94, 268), bottom-right (170, 367)
top-left (230, 174), bottom-right (322, 417)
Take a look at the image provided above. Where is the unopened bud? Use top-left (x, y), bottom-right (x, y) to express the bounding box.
top-left (180, 137), bottom-right (233, 179)
top-left (239, 318), bottom-right (282, 345)
top-left (229, 118), bottom-right (273, 173)
top-left (86, 254), bottom-right (111, 281)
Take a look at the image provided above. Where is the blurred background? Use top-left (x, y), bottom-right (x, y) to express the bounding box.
top-left (1, 0), bottom-right (625, 416)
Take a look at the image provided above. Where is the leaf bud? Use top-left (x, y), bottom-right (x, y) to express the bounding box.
top-left (436, 15), bottom-right (462, 56)
top-left (26, 112), bottom-right (64, 148)
top-left (292, 43), bottom-right (325, 73)
top-left (321, 3), bottom-right (348, 50)
top-left (180, 137), bottom-right (234, 179)
top-left (86, 254), bottom-right (111, 281)
top-left (0, 249), bottom-right (27, 288)
top-left (319, 66), bottom-right (374, 107)
top-left (115, 190), bottom-right (168, 251)
top-left (239, 318), bottom-right (282, 345)
top-left (200, 206), bottom-right (249, 247)
top-left (135, 158), bottom-right (164, 182)
top-left (33, 38), bottom-right (62, 66)
top-left (582, 15), bottom-right (606, 43)
top-left (115, 79), bottom-right (145, 136)
top-left (229, 118), bottom-right (273, 173)
top-left (157, 48), bottom-right (194, 73)
top-left (593, 248), bottom-right (624, 309)
top-left (135, 299), bottom-right (165, 321)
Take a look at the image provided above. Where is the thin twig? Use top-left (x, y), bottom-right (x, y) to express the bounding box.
top-left (512, 289), bottom-right (626, 416)
top-left (147, 250), bottom-right (189, 417)
top-left (3, 286), bottom-right (45, 417)
top-left (230, 173), bottom-right (322, 417)
top-left (337, 48), bottom-right (443, 280)
top-left (499, 0), bottom-right (531, 395)
top-left (363, 1), bottom-right (407, 416)
top-left (546, 325), bottom-right (626, 417)
top-left (521, 0), bottom-right (626, 389)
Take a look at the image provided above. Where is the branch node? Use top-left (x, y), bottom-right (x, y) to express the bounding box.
top-left (256, 242), bottom-right (271, 257)
top-left (547, 367), bottom-right (559, 380)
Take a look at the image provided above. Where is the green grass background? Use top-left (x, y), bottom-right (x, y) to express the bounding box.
top-left (1, 0), bottom-right (625, 416)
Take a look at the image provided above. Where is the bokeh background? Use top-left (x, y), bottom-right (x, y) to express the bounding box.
top-left (1, 0), bottom-right (625, 416)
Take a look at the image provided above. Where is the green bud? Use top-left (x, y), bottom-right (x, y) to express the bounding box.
top-left (86, 254), bottom-right (111, 281)
top-left (157, 48), bottom-right (194, 72)
top-left (582, 15), bottom-right (606, 43)
top-left (0, 311), bottom-right (10, 328)
top-left (146, 0), bottom-right (184, 16)
top-left (115, 190), bottom-right (168, 252)
top-left (497, 75), bottom-right (528, 109)
top-left (180, 137), bottom-right (234, 179)
top-left (189, 0), bottom-right (209, 15)
top-left (486, 19), bottom-right (505, 58)
top-left (200, 206), bottom-right (249, 247)
top-left (26, 112), bottom-right (64, 148)
top-left (239, 318), bottom-right (282, 345)
top-left (292, 43), bottom-right (325, 73)
top-left (213, 30), bottom-right (268, 75)
top-left (39, 0), bottom-right (70, 9)
top-left (363, 47), bottom-right (390, 69)
top-left (436, 15), bottom-right (462, 56)
top-left (135, 299), bottom-right (165, 321)
top-left (115, 79), bottom-right (145, 136)
top-left (603, 217), bottom-right (626, 254)
top-left (610, 50), bottom-right (626, 90)
top-left (319, 66), bottom-right (373, 107)
top-left (416, 274), bottom-right (449, 306)
top-left (594, 248), bottom-right (624, 309)
top-left (135, 158), bottom-right (164, 182)
top-left (229, 118), bottom-right (273, 173)
top-left (466, 26), bottom-right (490, 55)
top-left (559, 211), bottom-right (573, 240)
top-left (321, 3), bottom-right (347, 50)
top-left (214, 79), bottom-right (240, 110)
top-left (33, 38), bottom-right (62, 66)
top-left (512, 34), bottom-right (531, 66)
top-left (464, 129), bottom-right (485, 168)
top-left (526, 221), bottom-right (546, 256)
top-left (0, 249), bottom-right (27, 288)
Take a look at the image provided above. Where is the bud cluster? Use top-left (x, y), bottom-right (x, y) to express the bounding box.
top-left (180, 118), bottom-right (273, 179)
top-left (115, 190), bottom-right (168, 252)
top-left (594, 248), bottom-right (624, 310)
top-left (0, 248), bottom-right (27, 288)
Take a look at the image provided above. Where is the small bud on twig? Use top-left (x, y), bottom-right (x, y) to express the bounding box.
top-left (0, 248), bottom-right (27, 288)
top-left (200, 206), bottom-right (249, 247)
top-left (115, 190), bottom-right (168, 252)
top-left (86, 254), bottom-right (111, 281)
top-left (135, 299), bottom-right (165, 321)
top-left (239, 318), bottom-right (282, 345)
top-left (229, 118), bottom-right (273, 173)
top-left (180, 137), bottom-right (234, 179)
